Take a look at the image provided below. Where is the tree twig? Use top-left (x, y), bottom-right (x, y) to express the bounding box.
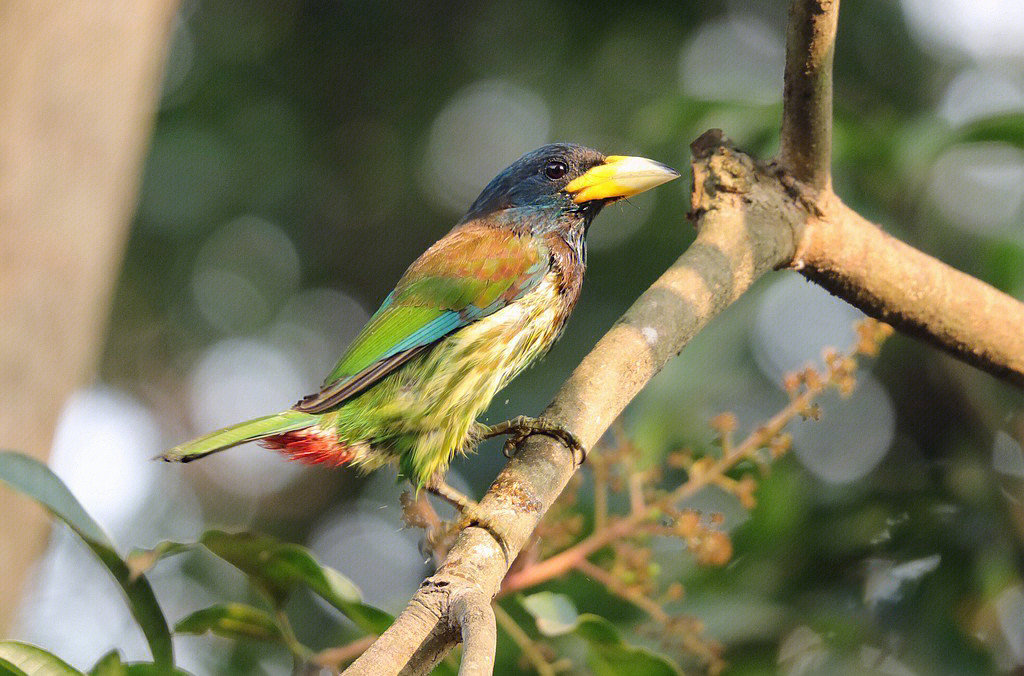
top-left (313, 636), bottom-right (376, 671)
top-left (501, 382), bottom-right (821, 596)
top-left (574, 558), bottom-right (670, 624)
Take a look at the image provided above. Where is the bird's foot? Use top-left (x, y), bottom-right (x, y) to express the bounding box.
top-left (480, 415), bottom-right (587, 466)
top-left (424, 478), bottom-right (508, 557)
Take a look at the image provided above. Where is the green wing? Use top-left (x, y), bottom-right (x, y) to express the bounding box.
top-left (293, 225), bottom-right (549, 413)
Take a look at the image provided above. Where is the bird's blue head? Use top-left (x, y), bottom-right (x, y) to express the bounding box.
top-left (460, 143), bottom-right (679, 242)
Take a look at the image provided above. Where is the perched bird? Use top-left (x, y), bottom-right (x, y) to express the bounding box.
top-left (162, 143), bottom-right (678, 514)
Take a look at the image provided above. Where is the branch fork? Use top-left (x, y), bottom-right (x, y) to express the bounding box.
top-left (346, 0), bottom-right (1024, 672)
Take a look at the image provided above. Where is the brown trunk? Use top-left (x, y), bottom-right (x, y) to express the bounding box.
top-left (0, 0), bottom-right (178, 631)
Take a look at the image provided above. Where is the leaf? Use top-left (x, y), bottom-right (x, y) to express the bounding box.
top-left (198, 530), bottom-right (392, 634)
top-left (0, 641), bottom-right (80, 675)
top-left (520, 592), bottom-right (579, 636)
top-left (125, 541), bottom-right (192, 582)
top-left (0, 659), bottom-right (25, 676)
top-left (956, 112), bottom-right (1024, 149)
top-left (87, 649), bottom-right (194, 676)
top-left (174, 603), bottom-right (283, 643)
top-left (89, 651), bottom-right (124, 676)
top-left (329, 601), bottom-right (394, 636)
top-left (0, 452), bottom-right (173, 668)
top-left (519, 593), bottom-right (679, 674)
top-left (574, 615), bottom-right (682, 676)
top-left (199, 530), bottom-right (358, 603)
top-left (120, 666), bottom-right (192, 676)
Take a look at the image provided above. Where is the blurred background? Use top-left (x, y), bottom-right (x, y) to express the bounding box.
top-left (5, 0), bottom-right (1024, 673)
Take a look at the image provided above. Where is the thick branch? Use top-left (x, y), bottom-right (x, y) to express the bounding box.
top-left (345, 134), bottom-right (806, 674)
top-left (795, 198), bottom-right (1024, 386)
top-left (779, 0), bottom-right (840, 189)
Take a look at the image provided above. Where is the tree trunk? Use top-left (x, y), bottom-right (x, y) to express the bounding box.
top-left (0, 0), bottom-right (178, 632)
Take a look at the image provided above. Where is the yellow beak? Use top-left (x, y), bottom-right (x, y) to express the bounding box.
top-left (564, 155), bottom-right (680, 204)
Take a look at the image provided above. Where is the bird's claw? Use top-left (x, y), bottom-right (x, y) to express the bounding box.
top-left (482, 415), bottom-right (587, 467)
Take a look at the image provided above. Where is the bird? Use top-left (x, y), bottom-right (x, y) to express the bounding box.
top-left (161, 143), bottom-right (679, 518)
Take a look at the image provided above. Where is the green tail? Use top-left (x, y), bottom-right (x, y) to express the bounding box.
top-left (160, 410), bottom-right (320, 463)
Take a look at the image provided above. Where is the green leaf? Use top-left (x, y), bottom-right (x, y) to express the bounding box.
top-left (574, 615), bottom-right (681, 676)
top-left (86, 648), bottom-right (194, 676)
top-left (0, 641), bottom-right (80, 675)
top-left (198, 530), bottom-right (391, 634)
top-left (329, 601), bottom-right (394, 636)
top-left (89, 651), bottom-right (124, 676)
top-left (956, 112), bottom-right (1024, 148)
top-left (519, 592), bottom-right (579, 636)
top-left (200, 530), bottom-right (358, 603)
top-left (519, 593), bottom-right (679, 674)
top-left (174, 603), bottom-right (283, 643)
top-left (125, 541), bottom-right (192, 582)
top-left (0, 452), bottom-right (173, 668)
top-left (0, 658), bottom-right (25, 676)
top-left (120, 666), bottom-right (189, 676)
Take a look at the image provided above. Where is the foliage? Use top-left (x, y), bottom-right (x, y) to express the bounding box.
top-left (0, 454), bottom-right (393, 674)
top-left (0, 452), bottom-right (172, 668)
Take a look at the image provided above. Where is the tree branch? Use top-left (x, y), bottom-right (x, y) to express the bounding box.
top-left (451, 590), bottom-right (496, 676)
top-left (779, 0), bottom-right (840, 189)
top-left (345, 133), bottom-right (807, 675)
top-left (492, 603), bottom-right (557, 676)
top-left (346, 0), bottom-right (1024, 670)
top-left (795, 197), bottom-right (1024, 386)
top-left (776, 0), bottom-right (1024, 385)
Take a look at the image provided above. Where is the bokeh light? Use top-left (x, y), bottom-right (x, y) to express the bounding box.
top-left (267, 287), bottom-right (369, 387)
top-left (901, 0), bottom-right (1024, 60)
top-left (790, 376), bottom-right (896, 483)
top-left (752, 273), bottom-right (864, 383)
top-left (421, 79), bottom-right (551, 214)
top-left (939, 68), bottom-right (1024, 125)
top-left (186, 338), bottom-right (309, 498)
top-left (679, 14), bottom-right (784, 104)
top-left (191, 216), bottom-right (301, 335)
top-left (925, 143), bottom-right (1024, 237)
top-left (48, 385), bottom-right (161, 540)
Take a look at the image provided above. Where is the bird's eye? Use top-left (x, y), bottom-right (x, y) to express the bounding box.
top-left (544, 160), bottom-right (567, 180)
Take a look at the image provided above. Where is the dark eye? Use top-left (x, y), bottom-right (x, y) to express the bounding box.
top-left (544, 160), bottom-right (567, 180)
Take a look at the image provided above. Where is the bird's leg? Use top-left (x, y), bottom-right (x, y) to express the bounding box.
top-left (478, 415), bottom-right (587, 466)
top-left (425, 478), bottom-right (485, 523)
top-left (424, 476), bottom-right (509, 557)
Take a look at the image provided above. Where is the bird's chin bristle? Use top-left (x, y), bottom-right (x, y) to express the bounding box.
top-left (260, 429), bottom-right (354, 467)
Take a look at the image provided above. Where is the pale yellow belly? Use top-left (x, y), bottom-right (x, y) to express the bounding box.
top-left (400, 273), bottom-right (566, 479)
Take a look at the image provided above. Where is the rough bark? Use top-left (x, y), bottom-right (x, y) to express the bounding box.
top-left (795, 196), bottom-right (1024, 386)
top-left (779, 0), bottom-right (839, 190)
top-left (0, 0), bottom-right (178, 631)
